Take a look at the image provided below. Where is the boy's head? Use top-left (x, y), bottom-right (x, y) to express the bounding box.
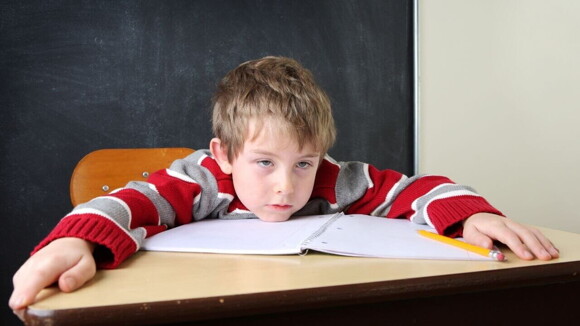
top-left (209, 56), bottom-right (337, 222)
top-left (211, 56), bottom-right (336, 162)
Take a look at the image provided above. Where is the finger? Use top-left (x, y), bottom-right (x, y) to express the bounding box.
top-left (498, 235), bottom-right (534, 260)
top-left (474, 221), bottom-right (534, 260)
top-left (530, 228), bottom-right (560, 258)
top-left (58, 254), bottom-right (97, 293)
top-left (9, 279), bottom-right (41, 311)
top-left (515, 226), bottom-right (559, 260)
top-left (462, 224), bottom-right (494, 249)
top-left (10, 257), bottom-right (65, 310)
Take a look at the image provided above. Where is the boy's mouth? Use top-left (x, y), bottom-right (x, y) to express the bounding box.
top-left (269, 204), bottom-right (293, 211)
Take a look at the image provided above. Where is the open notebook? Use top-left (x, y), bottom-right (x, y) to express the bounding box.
top-left (142, 213), bottom-right (493, 261)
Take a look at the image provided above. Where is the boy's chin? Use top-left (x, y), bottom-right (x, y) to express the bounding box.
top-left (257, 215), bottom-right (292, 223)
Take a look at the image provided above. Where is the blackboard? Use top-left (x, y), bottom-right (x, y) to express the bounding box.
top-left (0, 1), bottom-right (414, 324)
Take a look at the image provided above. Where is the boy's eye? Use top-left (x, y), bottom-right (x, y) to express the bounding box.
top-left (296, 161), bottom-right (312, 169)
top-left (257, 160), bottom-right (273, 167)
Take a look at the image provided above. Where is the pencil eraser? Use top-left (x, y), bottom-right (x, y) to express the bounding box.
top-left (496, 252), bottom-right (506, 261)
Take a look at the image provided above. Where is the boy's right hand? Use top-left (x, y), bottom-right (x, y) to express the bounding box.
top-left (9, 237), bottom-right (96, 311)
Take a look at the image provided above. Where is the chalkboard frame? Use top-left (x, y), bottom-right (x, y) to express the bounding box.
top-left (0, 1), bottom-right (416, 324)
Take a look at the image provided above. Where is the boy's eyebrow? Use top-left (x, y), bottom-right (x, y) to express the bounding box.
top-left (250, 150), bottom-right (320, 159)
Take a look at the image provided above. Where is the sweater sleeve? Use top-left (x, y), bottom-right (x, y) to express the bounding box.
top-left (32, 151), bottom-right (221, 269)
top-left (336, 162), bottom-right (503, 237)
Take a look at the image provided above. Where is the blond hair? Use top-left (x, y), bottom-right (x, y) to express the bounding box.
top-left (211, 56), bottom-right (336, 161)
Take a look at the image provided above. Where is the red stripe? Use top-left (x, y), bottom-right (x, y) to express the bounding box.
top-left (427, 196), bottom-right (504, 237)
top-left (311, 159), bottom-right (340, 203)
top-left (386, 175), bottom-right (455, 219)
top-left (346, 166), bottom-right (403, 215)
top-left (147, 170), bottom-right (201, 225)
top-left (108, 189), bottom-right (159, 229)
top-left (143, 225), bottom-right (169, 237)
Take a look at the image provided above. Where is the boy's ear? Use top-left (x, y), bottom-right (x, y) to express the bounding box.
top-left (209, 138), bottom-right (233, 174)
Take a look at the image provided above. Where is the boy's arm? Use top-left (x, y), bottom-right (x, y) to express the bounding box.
top-left (336, 162), bottom-right (500, 237)
top-left (331, 161), bottom-right (558, 260)
top-left (10, 152), bottom-right (223, 310)
top-left (33, 151), bottom-right (221, 269)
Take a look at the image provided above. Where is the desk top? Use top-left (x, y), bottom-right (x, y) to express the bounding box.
top-left (22, 227), bottom-right (580, 325)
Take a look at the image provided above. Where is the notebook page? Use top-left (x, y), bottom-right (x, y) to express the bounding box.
top-left (304, 214), bottom-right (492, 261)
top-left (141, 214), bottom-right (336, 255)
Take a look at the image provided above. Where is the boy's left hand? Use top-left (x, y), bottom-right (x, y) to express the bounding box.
top-left (462, 213), bottom-right (559, 260)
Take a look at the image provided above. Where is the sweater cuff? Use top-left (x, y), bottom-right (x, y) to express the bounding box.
top-left (427, 196), bottom-right (504, 238)
top-left (32, 214), bottom-right (138, 269)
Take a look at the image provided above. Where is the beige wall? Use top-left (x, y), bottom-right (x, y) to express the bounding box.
top-left (419, 0), bottom-right (580, 233)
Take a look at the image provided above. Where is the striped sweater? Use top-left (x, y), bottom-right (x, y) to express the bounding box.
top-left (34, 150), bottom-right (502, 268)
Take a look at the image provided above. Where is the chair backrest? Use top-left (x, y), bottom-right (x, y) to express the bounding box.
top-left (70, 148), bottom-right (195, 206)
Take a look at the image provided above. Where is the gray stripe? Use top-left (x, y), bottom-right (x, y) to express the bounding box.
top-left (125, 181), bottom-right (175, 226)
top-left (218, 210), bottom-right (257, 220)
top-left (371, 174), bottom-right (422, 216)
top-left (335, 161), bottom-right (370, 210)
top-left (412, 184), bottom-right (478, 225)
top-left (130, 227), bottom-right (147, 245)
top-left (169, 150), bottom-right (226, 221)
top-left (295, 198), bottom-right (339, 216)
top-left (74, 197), bottom-right (131, 229)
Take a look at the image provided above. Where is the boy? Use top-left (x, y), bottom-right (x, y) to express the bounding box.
top-left (10, 56), bottom-right (559, 310)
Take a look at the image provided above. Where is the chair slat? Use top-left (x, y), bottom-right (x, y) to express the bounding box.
top-left (70, 148), bottom-right (195, 206)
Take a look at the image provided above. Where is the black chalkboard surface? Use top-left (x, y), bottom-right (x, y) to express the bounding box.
top-left (0, 1), bottom-right (414, 324)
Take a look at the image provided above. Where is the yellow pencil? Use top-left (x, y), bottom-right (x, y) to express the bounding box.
top-left (418, 230), bottom-right (506, 261)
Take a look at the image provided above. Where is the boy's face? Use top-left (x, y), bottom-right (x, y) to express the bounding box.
top-left (222, 120), bottom-right (321, 222)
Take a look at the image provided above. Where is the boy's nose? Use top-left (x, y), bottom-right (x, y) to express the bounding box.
top-left (274, 171), bottom-right (294, 194)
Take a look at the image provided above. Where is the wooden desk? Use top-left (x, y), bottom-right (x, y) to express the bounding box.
top-left (20, 227), bottom-right (580, 325)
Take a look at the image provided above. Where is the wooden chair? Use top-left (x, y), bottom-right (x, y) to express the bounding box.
top-left (69, 148), bottom-right (195, 206)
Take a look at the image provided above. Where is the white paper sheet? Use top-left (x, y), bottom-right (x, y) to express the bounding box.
top-left (141, 214), bottom-right (332, 255)
top-left (142, 213), bottom-right (493, 261)
top-left (304, 214), bottom-right (490, 261)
